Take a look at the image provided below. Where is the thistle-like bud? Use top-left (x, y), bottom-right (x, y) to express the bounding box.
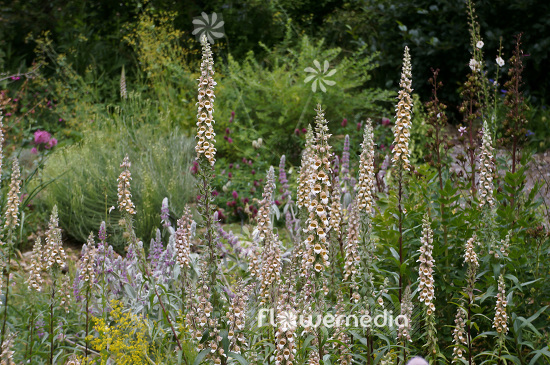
top-left (27, 237), bottom-right (45, 291)
top-left (477, 121), bottom-right (496, 208)
top-left (418, 213), bottom-right (435, 308)
top-left (195, 35), bottom-right (217, 166)
top-left (493, 275), bottom-right (509, 335)
top-left (356, 119), bottom-right (376, 215)
top-left (117, 154), bottom-right (136, 215)
top-left (43, 205), bottom-right (68, 270)
top-left (4, 159), bottom-right (21, 230)
top-left (392, 46), bottom-right (413, 171)
top-left (175, 205), bottom-right (193, 268)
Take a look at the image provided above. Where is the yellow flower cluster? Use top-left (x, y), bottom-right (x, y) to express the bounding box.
top-left (117, 155), bottom-right (136, 215)
top-left (392, 46), bottom-right (413, 171)
top-left (195, 35), bottom-right (217, 166)
top-left (90, 300), bottom-right (151, 365)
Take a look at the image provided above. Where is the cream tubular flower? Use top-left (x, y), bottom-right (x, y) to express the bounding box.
top-left (418, 213), bottom-right (435, 308)
top-left (4, 159), bottom-right (21, 230)
top-left (175, 205), bottom-right (193, 268)
top-left (43, 205), bottom-right (67, 270)
top-left (464, 235), bottom-right (479, 267)
top-left (26, 237), bottom-right (45, 291)
top-left (356, 119), bottom-right (376, 214)
top-left (300, 105), bottom-right (332, 275)
top-left (493, 274), bottom-right (509, 335)
top-left (392, 46), bottom-right (413, 171)
top-left (117, 154), bottom-right (136, 215)
top-left (195, 35), bottom-right (217, 166)
top-left (477, 121), bottom-right (496, 208)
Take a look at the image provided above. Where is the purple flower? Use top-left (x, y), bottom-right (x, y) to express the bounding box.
top-left (357, 122), bottom-right (362, 131)
top-left (231, 111), bottom-right (235, 117)
top-left (229, 163), bottom-right (234, 169)
top-left (212, 190), bottom-right (219, 196)
top-left (34, 130), bottom-right (52, 145)
top-left (301, 128), bottom-right (307, 134)
top-left (227, 137), bottom-right (233, 143)
top-left (341, 118), bottom-right (348, 127)
top-left (382, 117), bottom-right (391, 126)
top-left (31, 147), bottom-right (38, 154)
top-left (46, 138), bottom-right (58, 149)
top-left (251, 169), bottom-right (256, 175)
top-left (228, 172), bottom-right (233, 178)
top-left (225, 127), bottom-right (231, 134)
top-left (526, 130), bottom-right (534, 137)
top-left (232, 191), bottom-right (239, 199)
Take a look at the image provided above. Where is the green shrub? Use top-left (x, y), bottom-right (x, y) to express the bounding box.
top-left (38, 123), bottom-right (196, 251)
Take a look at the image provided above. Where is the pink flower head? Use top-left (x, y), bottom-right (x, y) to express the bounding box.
top-left (34, 130), bottom-right (52, 145)
top-left (232, 191), bottom-right (239, 200)
top-left (301, 128), bottom-right (307, 134)
top-left (31, 147), bottom-right (38, 155)
top-left (382, 117), bottom-right (391, 126)
top-left (458, 126), bottom-right (467, 136)
top-left (227, 137), bottom-right (233, 143)
top-left (228, 172), bottom-right (233, 178)
top-left (46, 138), bottom-right (58, 149)
top-left (357, 122), bottom-right (362, 131)
top-left (341, 118), bottom-right (348, 127)
top-left (251, 169), bottom-right (256, 175)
